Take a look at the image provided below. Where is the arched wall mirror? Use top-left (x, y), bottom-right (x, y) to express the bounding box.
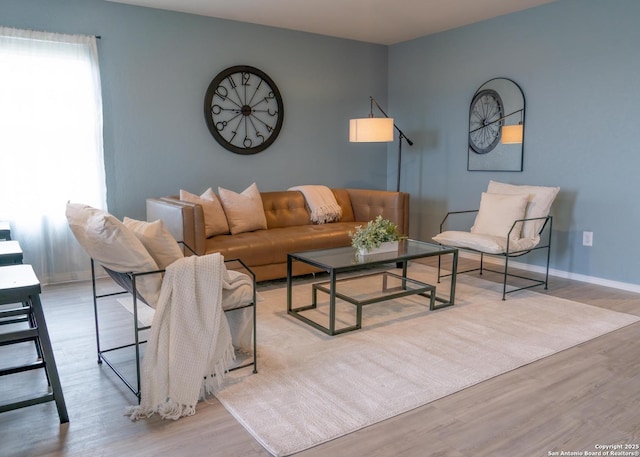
top-left (467, 77), bottom-right (525, 172)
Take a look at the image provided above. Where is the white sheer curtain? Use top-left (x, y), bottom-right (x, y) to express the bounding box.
top-left (0, 27), bottom-right (107, 284)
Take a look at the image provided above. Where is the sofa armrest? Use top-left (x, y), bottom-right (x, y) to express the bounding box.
top-left (146, 197), bottom-right (207, 255)
top-left (346, 189), bottom-right (410, 236)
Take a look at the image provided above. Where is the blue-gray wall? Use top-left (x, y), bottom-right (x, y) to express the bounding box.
top-left (1, 0), bottom-right (389, 218)
top-left (389, 0), bottom-right (640, 287)
top-left (2, 0), bottom-right (638, 287)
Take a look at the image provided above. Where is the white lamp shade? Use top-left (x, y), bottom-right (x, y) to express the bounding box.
top-left (501, 124), bottom-right (523, 144)
top-left (349, 117), bottom-right (394, 142)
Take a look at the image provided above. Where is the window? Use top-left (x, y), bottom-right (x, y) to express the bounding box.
top-left (0, 27), bottom-right (106, 284)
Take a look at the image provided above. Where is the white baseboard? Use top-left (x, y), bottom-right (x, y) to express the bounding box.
top-left (458, 252), bottom-right (640, 294)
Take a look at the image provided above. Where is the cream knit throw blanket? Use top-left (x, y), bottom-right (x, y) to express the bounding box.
top-left (289, 185), bottom-right (342, 224)
top-left (127, 253), bottom-right (234, 421)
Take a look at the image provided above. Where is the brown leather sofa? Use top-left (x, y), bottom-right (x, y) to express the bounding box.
top-left (146, 188), bottom-right (409, 282)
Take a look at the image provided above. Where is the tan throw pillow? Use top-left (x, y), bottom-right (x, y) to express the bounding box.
top-left (470, 192), bottom-right (530, 241)
top-left (65, 203), bottom-right (162, 308)
top-left (180, 188), bottom-right (230, 237)
top-left (123, 217), bottom-right (183, 269)
top-left (218, 182), bottom-right (268, 235)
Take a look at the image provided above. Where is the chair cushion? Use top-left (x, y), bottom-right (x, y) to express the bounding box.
top-left (218, 182), bottom-right (268, 235)
top-left (471, 192), bottom-right (530, 240)
top-left (433, 230), bottom-right (539, 255)
top-left (180, 188), bottom-right (230, 237)
top-left (487, 181), bottom-right (560, 239)
top-left (65, 203), bottom-right (162, 307)
top-left (123, 217), bottom-right (183, 269)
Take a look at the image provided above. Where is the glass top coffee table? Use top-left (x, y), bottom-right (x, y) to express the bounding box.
top-left (286, 239), bottom-right (458, 335)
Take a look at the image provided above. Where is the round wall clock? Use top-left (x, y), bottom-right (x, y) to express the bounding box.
top-left (468, 88), bottom-right (504, 154)
top-left (204, 65), bottom-right (284, 155)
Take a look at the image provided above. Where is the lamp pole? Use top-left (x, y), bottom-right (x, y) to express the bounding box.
top-left (370, 97), bottom-right (414, 192)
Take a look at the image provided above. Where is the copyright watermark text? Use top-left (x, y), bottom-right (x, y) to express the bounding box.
top-left (548, 444), bottom-right (640, 456)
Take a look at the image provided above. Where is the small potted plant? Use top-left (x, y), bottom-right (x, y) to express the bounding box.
top-left (349, 215), bottom-right (402, 255)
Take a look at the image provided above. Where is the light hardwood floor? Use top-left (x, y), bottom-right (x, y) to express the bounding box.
top-left (1, 259), bottom-right (639, 457)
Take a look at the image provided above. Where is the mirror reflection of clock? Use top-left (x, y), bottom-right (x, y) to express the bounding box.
top-left (204, 65), bottom-right (284, 155)
top-left (469, 89), bottom-right (504, 154)
top-left (467, 77), bottom-right (525, 172)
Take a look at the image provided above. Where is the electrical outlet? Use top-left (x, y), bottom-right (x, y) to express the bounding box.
top-left (582, 231), bottom-right (593, 246)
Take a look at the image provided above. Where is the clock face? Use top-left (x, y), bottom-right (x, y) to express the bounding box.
top-left (468, 89), bottom-right (504, 154)
top-left (204, 65), bottom-right (284, 155)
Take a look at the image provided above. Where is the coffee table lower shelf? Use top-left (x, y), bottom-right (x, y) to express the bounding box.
top-left (288, 271), bottom-right (436, 336)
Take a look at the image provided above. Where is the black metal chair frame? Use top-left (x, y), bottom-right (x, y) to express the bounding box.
top-left (436, 210), bottom-right (553, 300)
top-left (90, 246), bottom-right (257, 403)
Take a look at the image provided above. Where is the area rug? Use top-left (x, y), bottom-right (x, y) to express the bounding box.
top-left (214, 264), bottom-right (639, 456)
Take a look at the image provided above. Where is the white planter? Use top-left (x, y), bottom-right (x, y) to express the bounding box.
top-left (358, 241), bottom-right (399, 256)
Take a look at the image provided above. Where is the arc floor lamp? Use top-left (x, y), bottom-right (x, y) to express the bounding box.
top-left (349, 96), bottom-right (414, 192)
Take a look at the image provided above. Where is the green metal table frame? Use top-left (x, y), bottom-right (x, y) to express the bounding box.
top-left (287, 239), bottom-right (458, 336)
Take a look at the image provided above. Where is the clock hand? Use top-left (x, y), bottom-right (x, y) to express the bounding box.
top-left (469, 108), bottom-right (522, 134)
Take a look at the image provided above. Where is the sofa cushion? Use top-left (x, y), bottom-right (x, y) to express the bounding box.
top-left (264, 223), bottom-right (361, 260)
top-left (331, 188), bottom-right (355, 222)
top-left (347, 188), bottom-right (407, 234)
top-left (206, 222), bottom-right (361, 267)
top-left (262, 191), bottom-right (311, 229)
top-left (218, 183), bottom-right (268, 235)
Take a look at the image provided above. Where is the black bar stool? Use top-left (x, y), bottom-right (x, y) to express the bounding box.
top-left (0, 241), bottom-right (29, 329)
top-left (0, 241), bottom-right (23, 266)
top-left (0, 264), bottom-right (69, 423)
top-left (0, 241), bottom-right (37, 354)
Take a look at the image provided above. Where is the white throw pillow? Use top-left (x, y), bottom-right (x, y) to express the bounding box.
top-left (123, 217), bottom-right (183, 269)
top-left (487, 180), bottom-right (560, 239)
top-left (218, 182), bottom-right (268, 235)
top-left (65, 203), bottom-right (162, 307)
top-left (180, 188), bottom-right (230, 237)
top-left (470, 192), bottom-right (530, 240)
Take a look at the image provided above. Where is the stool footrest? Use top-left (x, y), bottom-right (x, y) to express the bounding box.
top-left (0, 392), bottom-right (55, 413)
top-left (0, 317), bottom-right (29, 325)
top-left (0, 306), bottom-right (31, 319)
top-left (0, 329), bottom-right (38, 345)
top-left (0, 360), bottom-right (46, 376)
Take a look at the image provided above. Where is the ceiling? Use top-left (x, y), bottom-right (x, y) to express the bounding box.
top-left (106, 0), bottom-right (556, 45)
